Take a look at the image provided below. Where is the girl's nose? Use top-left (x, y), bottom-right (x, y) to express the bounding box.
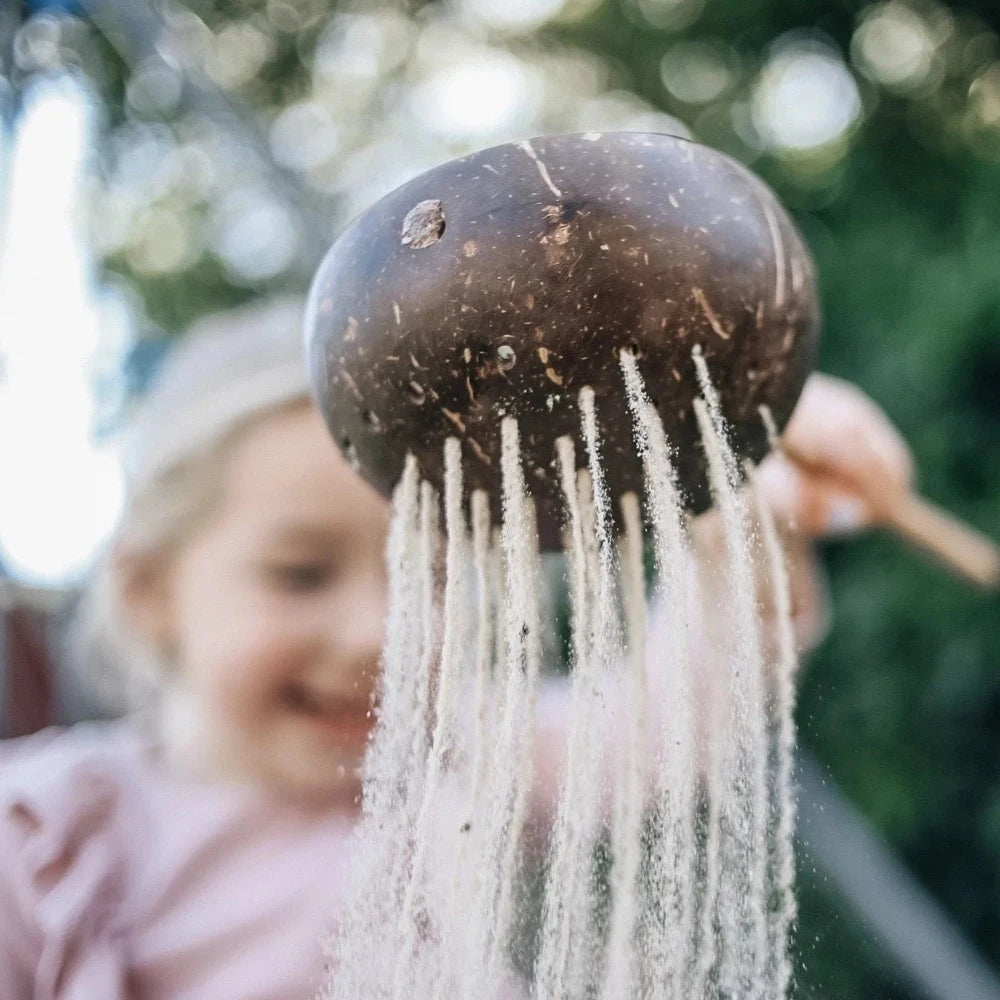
top-left (327, 580), bottom-right (387, 677)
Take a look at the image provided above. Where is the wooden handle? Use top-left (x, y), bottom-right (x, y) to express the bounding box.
top-left (882, 494), bottom-right (1000, 590)
top-left (778, 441), bottom-right (1000, 590)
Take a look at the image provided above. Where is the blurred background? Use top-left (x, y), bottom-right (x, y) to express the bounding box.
top-left (0, 0), bottom-right (997, 996)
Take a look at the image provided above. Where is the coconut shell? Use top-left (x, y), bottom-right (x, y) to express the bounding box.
top-left (305, 132), bottom-right (819, 546)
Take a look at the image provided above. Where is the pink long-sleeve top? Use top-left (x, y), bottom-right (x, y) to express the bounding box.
top-left (0, 719), bottom-right (358, 1000)
top-left (0, 686), bottom-right (580, 1000)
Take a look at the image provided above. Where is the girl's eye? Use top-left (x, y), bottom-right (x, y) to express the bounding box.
top-left (265, 562), bottom-right (334, 591)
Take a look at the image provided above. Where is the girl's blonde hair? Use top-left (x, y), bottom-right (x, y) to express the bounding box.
top-left (71, 296), bottom-right (313, 712)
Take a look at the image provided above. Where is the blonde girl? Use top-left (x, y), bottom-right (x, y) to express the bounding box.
top-left (0, 298), bottom-right (389, 998)
top-left (0, 295), bottom-right (912, 999)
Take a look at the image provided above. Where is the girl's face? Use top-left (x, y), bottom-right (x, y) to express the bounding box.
top-left (152, 402), bottom-right (389, 802)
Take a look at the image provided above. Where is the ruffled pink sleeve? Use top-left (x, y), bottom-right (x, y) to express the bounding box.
top-left (0, 726), bottom-right (132, 1000)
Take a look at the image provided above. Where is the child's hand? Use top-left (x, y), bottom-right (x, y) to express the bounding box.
top-left (755, 373), bottom-right (914, 538)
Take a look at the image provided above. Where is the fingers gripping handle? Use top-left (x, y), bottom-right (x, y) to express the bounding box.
top-left (778, 435), bottom-right (1000, 590)
top-left (884, 494), bottom-right (1000, 590)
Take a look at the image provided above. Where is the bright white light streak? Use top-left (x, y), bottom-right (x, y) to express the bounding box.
top-left (0, 77), bottom-right (126, 586)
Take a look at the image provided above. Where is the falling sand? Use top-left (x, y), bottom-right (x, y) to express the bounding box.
top-left (323, 350), bottom-right (800, 1000)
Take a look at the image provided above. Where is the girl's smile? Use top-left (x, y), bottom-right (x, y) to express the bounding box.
top-left (132, 402), bottom-right (390, 801)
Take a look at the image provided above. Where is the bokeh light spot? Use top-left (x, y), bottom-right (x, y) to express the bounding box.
top-left (622, 0), bottom-right (705, 33)
top-left (461, 0), bottom-right (568, 34)
top-left (661, 41), bottom-right (736, 104)
top-left (969, 63), bottom-right (1000, 128)
top-left (210, 190), bottom-right (299, 283)
top-left (408, 51), bottom-right (541, 140)
top-left (752, 41), bottom-right (862, 153)
top-left (852, 2), bottom-right (942, 91)
top-left (270, 100), bottom-right (341, 171)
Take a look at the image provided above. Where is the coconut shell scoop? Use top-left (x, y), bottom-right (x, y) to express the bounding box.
top-left (305, 132), bottom-right (820, 545)
top-left (304, 131), bottom-right (1000, 582)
